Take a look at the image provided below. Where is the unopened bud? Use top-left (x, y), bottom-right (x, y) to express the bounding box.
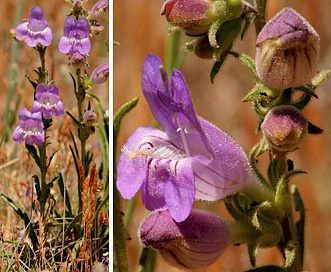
top-left (161, 0), bottom-right (243, 36)
top-left (139, 209), bottom-right (231, 270)
top-left (83, 110), bottom-right (97, 126)
top-left (256, 8), bottom-right (320, 90)
top-left (89, 0), bottom-right (109, 21)
top-left (90, 63), bottom-right (109, 84)
top-left (261, 105), bottom-right (308, 151)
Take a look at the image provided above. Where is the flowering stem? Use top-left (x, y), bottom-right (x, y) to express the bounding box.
top-left (113, 97), bottom-right (139, 272)
top-left (254, 0), bottom-right (268, 35)
top-left (74, 68), bottom-right (89, 212)
top-left (38, 134), bottom-right (48, 219)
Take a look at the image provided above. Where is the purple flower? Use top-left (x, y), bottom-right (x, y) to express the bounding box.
top-left (139, 209), bottom-right (231, 269)
top-left (90, 64), bottom-right (109, 84)
top-left (32, 83), bottom-right (64, 120)
top-left (58, 16), bottom-right (91, 57)
top-left (116, 54), bottom-right (253, 222)
top-left (13, 108), bottom-right (45, 146)
top-left (88, 0), bottom-right (109, 21)
top-left (15, 6), bottom-right (53, 47)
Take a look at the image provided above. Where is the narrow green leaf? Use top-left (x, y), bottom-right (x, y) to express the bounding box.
top-left (228, 51), bottom-right (259, 81)
top-left (210, 53), bottom-right (228, 83)
top-left (56, 169), bottom-right (73, 217)
top-left (291, 185), bottom-right (305, 268)
top-left (311, 69), bottom-right (331, 89)
top-left (284, 240), bottom-right (297, 268)
top-left (0, 193), bottom-right (38, 250)
top-left (25, 143), bottom-right (41, 168)
top-left (248, 243), bottom-right (258, 267)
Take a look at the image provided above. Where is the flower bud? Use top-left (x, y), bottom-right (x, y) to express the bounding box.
top-left (161, 0), bottom-right (243, 36)
top-left (89, 0), bottom-right (109, 21)
top-left (256, 8), bottom-right (320, 90)
top-left (90, 64), bottom-right (109, 84)
top-left (139, 209), bottom-right (231, 270)
top-left (261, 105), bottom-right (308, 151)
top-left (83, 110), bottom-right (98, 126)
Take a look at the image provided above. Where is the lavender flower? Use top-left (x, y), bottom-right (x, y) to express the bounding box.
top-left (58, 16), bottom-right (91, 58)
top-left (116, 54), bottom-right (253, 222)
top-left (90, 64), bottom-right (109, 84)
top-left (256, 8), bottom-right (320, 89)
top-left (139, 209), bottom-right (231, 269)
top-left (14, 6), bottom-right (53, 47)
top-left (88, 0), bottom-right (109, 21)
top-left (13, 108), bottom-right (45, 146)
top-left (32, 83), bottom-right (64, 120)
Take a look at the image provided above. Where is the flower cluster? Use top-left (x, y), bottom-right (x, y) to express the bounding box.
top-left (12, 7), bottom-right (64, 146)
top-left (116, 6), bottom-right (327, 269)
top-left (116, 54), bottom-right (283, 268)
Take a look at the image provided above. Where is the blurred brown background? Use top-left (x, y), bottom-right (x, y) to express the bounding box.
top-left (114, 0), bottom-right (331, 271)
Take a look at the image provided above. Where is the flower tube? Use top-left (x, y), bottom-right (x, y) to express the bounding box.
top-left (139, 209), bottom-right (231, 269)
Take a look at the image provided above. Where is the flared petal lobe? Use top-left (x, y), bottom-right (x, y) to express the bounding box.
top-left (117, 53), bottom-right (251, 222)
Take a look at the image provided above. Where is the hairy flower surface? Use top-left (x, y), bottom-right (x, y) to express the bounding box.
top-left (90, 63), bottom-right (109, 84)
top-left (161, 0), bottom-right (243, 36)
top-left (15, 6), bottom-right (53, 47)
top-left (58, 16), bottom-right (91, 56)
top-left (261, 105), bottom-right (308, 151)
top-left (256, 8), bottom-right (320, 89)
top-left (89, 0), bottom-right (109, 21)
top-left (139, 209), bottom-right (231, 269)
top-left (117, 54), bottom-right (252, 222)
top-left (32, 83), bottom-right (64, 120)
top-left (13, 108), bottom-right (44, 146)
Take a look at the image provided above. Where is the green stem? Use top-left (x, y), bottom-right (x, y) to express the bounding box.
top-left (38, 46), bottom-right (47, 84)
top-left (137, 248), bottom-right (156, 272)
top-left (113, 181), bottom-right (129, 272)
top-left (74, 68), bottom-right (88, 213)
top-left (38, 135), bottom-right (48, 219)
top-left (165, 29), bottom-right (180, 74)
top-left (254, 0), bottom-right (268, 35)
top-left (113, 97), bottom-right (139, 272)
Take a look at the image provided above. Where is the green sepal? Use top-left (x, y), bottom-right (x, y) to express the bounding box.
top-left (210, 53), bottom-right (228, 83)
top-left (249, 139), bottom-right (270, 187)
top-left (25, 143), bottom-right (41, 168)
top-left (213, 18), bottom-right (242, 60)
top-left (284, 240), bottom-right (297, 268)
top-left (244, 265), bottom-right (285, 272)
top-left (307, 121), bottom-right (323, 134)
top-left (208, 18), bottom-right (223, 49)
top-left (228, 51), bottom-right (259, 81)
top-left (311, 69), bottom-right (331, 89)
top-left (294, 85), bottom-right (318, 98)
top-left (248, 243), bottom-right (258, 267)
